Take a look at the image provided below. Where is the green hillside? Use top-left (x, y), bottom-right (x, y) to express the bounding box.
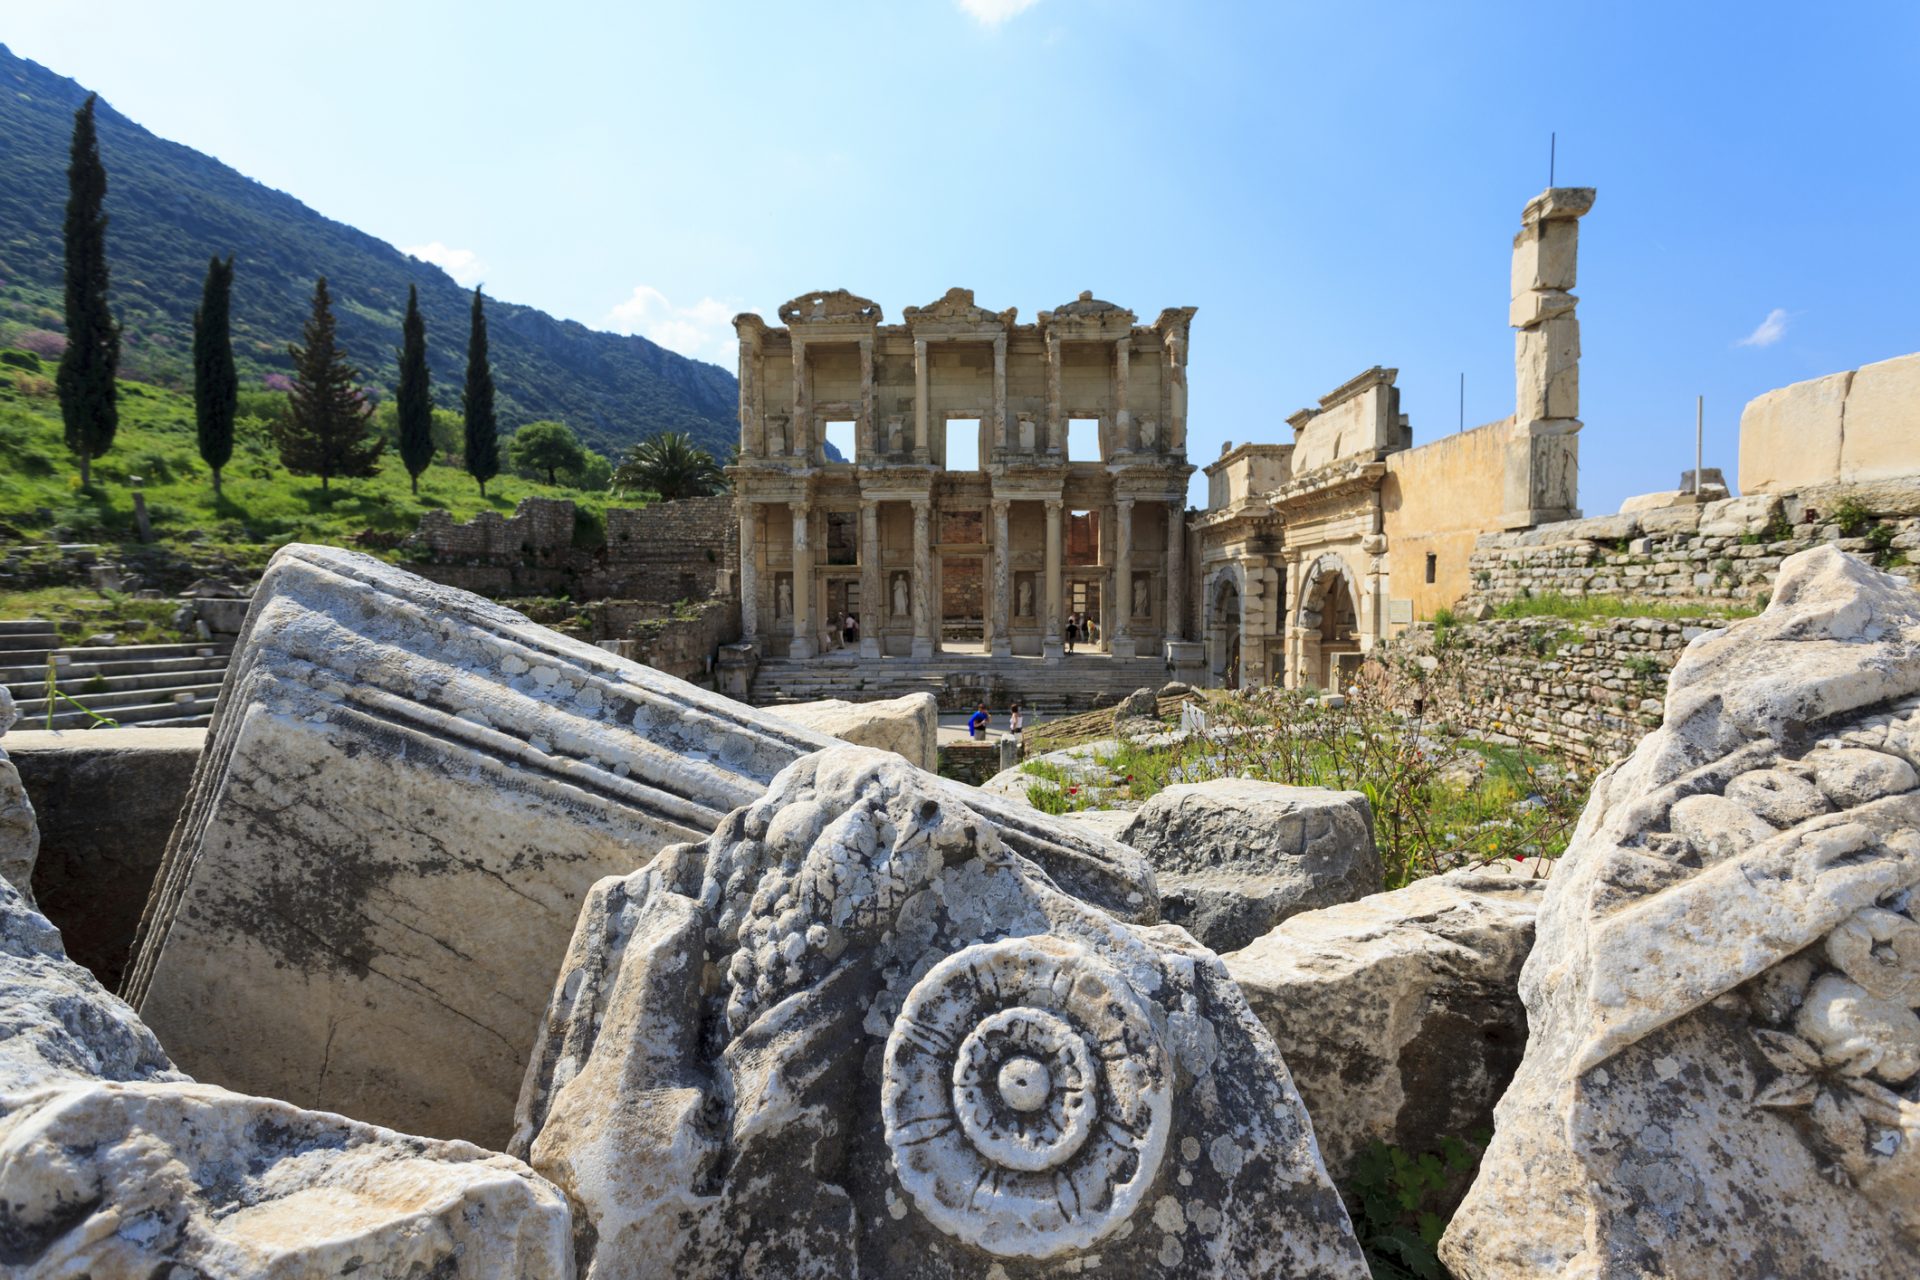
top-left (0, 43), bottom-right (738, 460)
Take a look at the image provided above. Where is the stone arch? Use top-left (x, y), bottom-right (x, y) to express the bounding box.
top-left (1296, 553), bottom-right (1361, 690)
top-left (1205, 566), bottom-right (1244, 690)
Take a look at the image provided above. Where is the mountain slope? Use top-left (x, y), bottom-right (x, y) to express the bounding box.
top-left (0, 43), bottom-right (738, 459)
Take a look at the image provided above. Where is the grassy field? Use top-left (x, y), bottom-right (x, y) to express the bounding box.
top-left (0, 351), bottom-right (622, 614)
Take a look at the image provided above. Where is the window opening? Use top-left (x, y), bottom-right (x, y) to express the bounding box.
top-left (1067, 418), bottom-right (1101, 463)
top-left (823, 420), bottom-right (857, 464)
top-left (945, 418), bottom-right (981, 471)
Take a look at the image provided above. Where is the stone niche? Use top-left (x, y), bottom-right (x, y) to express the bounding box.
top-left (513, 747), bottom-right (1369, 1279)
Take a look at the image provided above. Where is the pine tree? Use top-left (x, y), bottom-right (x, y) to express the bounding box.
top-left (274, 276), bottom-right (384, 492)
top-left (463, 286), bottom-right (499, 497)
top-left (396, 284), bottom-right (433, 495)
top-left (193, 254), bottom-right (237, 498)
top-left (56, 94), bottom-right (119, 491)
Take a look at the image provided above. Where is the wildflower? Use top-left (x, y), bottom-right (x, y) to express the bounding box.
top-left (1067, 786), bottom-right (1078, 795)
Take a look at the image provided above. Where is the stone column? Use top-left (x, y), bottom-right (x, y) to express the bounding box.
top-left (857, 336), bottom-right (875, 462)
top-left (789, 501), bottom-right (816, 659)
top-left (859, 498), bottom-right (882, 659)
top-left (1113, 338), bottom-right (1132, 450)
top-left (1043, 498), bottom-right (1064, 659)
top-left (737, 332), bottom-right (760, 457)
top-left (1505, 186), bottom-right (1596, 528)
top-left (1111, 497), bottom-right (1136, 657)
top-left (992, 333), bottom-right (1008, 455)
top-left (1045, 334), bottom-right (1063, 455)
top-left (989, 497), bottom-right (1012, 658)
top-left (913, 339), bottom-right (930, 461)
top-left (910, 497), bottom-right (933, 659)
top-left (1167, 332), bottom-right (1187, 452)
top-left (738, 501), bottom-right (759, 646)
top-left (1164, 499), bottom-right (1185, 643)
top-left (790, 337), bottom-right (809, 461)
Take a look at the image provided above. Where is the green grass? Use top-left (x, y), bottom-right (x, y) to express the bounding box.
top-left (0, 361), bottom-right (620, 606)
top-left (1490, 592), bottom-right (1759, 622)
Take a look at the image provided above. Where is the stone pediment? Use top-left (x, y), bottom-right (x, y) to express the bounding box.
top-left (902, 287), bottom-right (1016, 332)
top-left (778, 289), bottom-right (884, 326)
top-left (1039, 290), bottom-right (1137, 337)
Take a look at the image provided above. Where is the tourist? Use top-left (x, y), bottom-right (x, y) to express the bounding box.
top-left (842, 611), bottom-right (858, 647)
top-left (968, 703), bottom-right (990, 739)
top-left (1064, 613), bottom-right (1078, 654)
top-left (1008, 703), bottom-right (1023, 736)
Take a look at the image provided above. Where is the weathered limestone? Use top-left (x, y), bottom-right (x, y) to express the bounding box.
top-left (127, 545), bottom-right (1149, 1148)
top-left (514, 747), bottom-right (1367, 1279)
top-left (1223, 863), bottom-right (1544, 1181)
top-left (0, 876), bottom-right (574, 1279)
top-left (7, 726), bottom-right (203, 988)
top-left (1740, 351), bottom-right (1920, 494)
top-left (1443, 546), bottom-right (1920, 1277)
top-left (774, 691), bottom-right (939, 771)
top-left (0, 686), bottom-right (38, 899)
top-left (1121, 779), bottom-right (1383, 952)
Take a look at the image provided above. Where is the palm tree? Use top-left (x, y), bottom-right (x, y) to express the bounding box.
top-left (612, 431), bottom-right (725, 501)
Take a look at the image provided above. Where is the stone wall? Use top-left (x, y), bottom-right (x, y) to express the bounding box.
top-left (1385, 616), bottom-right (1715, 765)
top-left (1739, 350), bottom-right (1920, 494)
top-left (588, 598), bottom-right (739, 687)
top-left (409, 496), bottom-right (577, 559)
top-left (1463, 480), bottom-right (1920, 610)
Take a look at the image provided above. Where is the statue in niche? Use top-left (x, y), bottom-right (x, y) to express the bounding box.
top-left (1016, 576), bottom-right (1034, 619)
top-left (776, 575), bottom-right (792, 619)
top-left (891, 572), bottom-right (910, 618)
top-left (1133, 575), bottom-right (1152, 618)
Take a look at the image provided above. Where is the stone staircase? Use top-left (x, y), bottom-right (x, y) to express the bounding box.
top-left (749, 651), bottom-right (1172, 715)
top-left (1, 621), bottom-right (233, 730)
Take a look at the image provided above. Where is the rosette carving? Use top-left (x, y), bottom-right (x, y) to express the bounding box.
top-left (881, 936), bottom-right (1171, 1259)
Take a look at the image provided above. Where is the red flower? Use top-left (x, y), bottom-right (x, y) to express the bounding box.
top-left (1067, 786), bottom-right (1078, 795)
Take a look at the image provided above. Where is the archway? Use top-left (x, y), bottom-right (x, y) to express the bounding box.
top-left (1297, 555), bottom-right (1361, 690)
top-left (1207, 570), bottom-right (1243, 690)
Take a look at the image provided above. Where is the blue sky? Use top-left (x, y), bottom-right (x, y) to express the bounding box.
top-left (6, 1), bottom-right (1916, 511)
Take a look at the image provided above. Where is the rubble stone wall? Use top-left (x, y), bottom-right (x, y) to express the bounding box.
top-left (590, 599), bottom-right (739, 686)
top-left (1463, 480), bottom-right (1920, 610)
top-left (1382, 616), bottom-right (1722, 765)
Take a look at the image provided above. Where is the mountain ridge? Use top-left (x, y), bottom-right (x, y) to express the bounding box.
top-left (0, 43), bottom-right (738, 459)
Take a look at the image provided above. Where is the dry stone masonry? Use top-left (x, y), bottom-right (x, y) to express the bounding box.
top-left (1442, 546), bottom-right (1920, 1277)
top-left (513, 747), bottom-right (1368, 1278)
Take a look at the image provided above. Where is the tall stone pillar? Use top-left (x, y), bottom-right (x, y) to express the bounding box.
top-left (738, 501), bottom-right (759, 646)
top-left (1045, 335), bottom-right (1063, 455)
top-left (992, 333), bottom-right (1008, 454)
top-left (989, 498), bottom-right (1011, 658)
top-left (737, 330), bottom-right (761, 456)
top-left (789, 501), bottom-right (815, 659)
top-left (1114, 338), bottom-right (1132, 449)
top-left (1043, 498), bottom-right (1064, 659)
top-left (1166, 331), bottom-right (1188, 452)
top-left (1504, 186), bottom-right (1596, 529)
top-left (790, 337), bottom-right (809, 461)
top-left (1164, 498), bottom-right (1185, 643)
top-left (910, 498), bottom-right (933, 660)
top-left (913, 339), bottom-right (930, 462)
top-left (1111, 498), bottom-right (1136, 657)
top-left (859, 498), bottom-right (882, 659)
top-left (858, 336), bottom-right (875, 462)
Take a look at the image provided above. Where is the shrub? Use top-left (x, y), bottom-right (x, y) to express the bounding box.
top-left (1832, 495), bottom-right (1873, 538)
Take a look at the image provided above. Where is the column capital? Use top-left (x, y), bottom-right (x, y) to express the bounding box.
top-left (910, 496), bottom-right (931, 513)
top-left (913, 337), bottom-right (928, 357)
top-left (1044, 497), bottom-right (1064, 513)
top-left (989, 496), bottom-right (1011, 516)
top-left (1117, 495), bottom-right (1135, 512)
top-left (859, 495), bottom-right (879, 513)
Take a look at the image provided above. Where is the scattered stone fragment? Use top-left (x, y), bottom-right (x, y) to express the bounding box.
top-left (0, 685), bottom-right (39, 899)
top-left (514, 746), bottom-right (1367, 1279)
top-left (1223, 862), bottom-right (1544, 1183)
top-left (774, 691), bottom-right (939, 770)
top-left (1116, 686), bottom-right (1160, 721)
top-left (126, 545), bottom-right (1147, 1147)
top-left (1121, 778), bottom-right (1382, 952)
top-left (1442, 547), bottom-right (1920, 1278)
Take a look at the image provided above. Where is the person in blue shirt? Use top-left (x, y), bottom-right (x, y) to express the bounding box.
top-left (968, 703), bottom-right (989, 739)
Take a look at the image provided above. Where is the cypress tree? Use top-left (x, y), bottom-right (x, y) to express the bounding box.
top-left (396, 284), bottom-right (433, 495)
top-left (463, 286), bottom-right (499, 497)
top-left (274, 277), bottom-right (384, 492)
top-left (193, 254), bottom-right (237, 498)
top-left (56, 93), bottom-right (119, 491)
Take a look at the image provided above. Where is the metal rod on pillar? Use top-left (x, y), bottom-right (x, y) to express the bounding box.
top-left (1694, 395), bottom-right (1703, 496)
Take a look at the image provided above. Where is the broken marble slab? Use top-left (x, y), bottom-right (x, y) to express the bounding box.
top-left (125, 545), bottom-right (1149, 1148)
top-left (0, 872), bottom-right (574, 1279)
top-left (775, 691), bottom-right (940, 771)
top-left (1224, 862), bottom-right (1543, 1184)
top-left (0, 684), bottom-right (39, 899)
top-left (1442, 547), bottom-right (1920, 1278)
top-left (512, 746), bottom-right (1366, 1280)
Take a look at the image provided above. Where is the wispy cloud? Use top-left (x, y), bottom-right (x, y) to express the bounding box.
top-left (606, 285), bottom-right (737, 362)
top-left (402, 241), bottom-right (484, 287)
top-left (958, 0), bottom-right (1040, 27)
top-left (1736, 307), bottom-right (1789, 348)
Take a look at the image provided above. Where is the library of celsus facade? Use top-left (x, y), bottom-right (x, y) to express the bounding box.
top-left (730, 288), bottom-right (1195, 666)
